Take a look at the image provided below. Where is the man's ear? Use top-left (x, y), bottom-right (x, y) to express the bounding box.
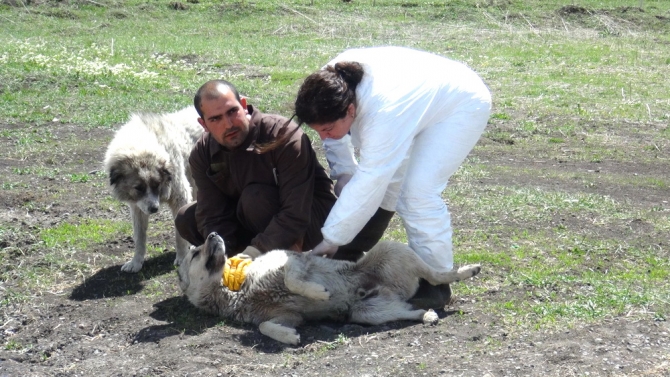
top-left (197, 117), bottom-right (208, 131)
top-left (240, 97), bottom-right (248, 113)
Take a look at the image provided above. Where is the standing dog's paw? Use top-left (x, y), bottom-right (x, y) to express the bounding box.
top-left (422, 309), bottom-right (439, 325)
top-left (121, 259), bottom-right (143, 273)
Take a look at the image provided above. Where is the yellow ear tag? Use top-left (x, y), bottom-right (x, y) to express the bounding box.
top-left (222, 256), bottom-right (252, 291)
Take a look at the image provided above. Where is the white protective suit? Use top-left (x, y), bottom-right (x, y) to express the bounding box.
top-left (321, 46), bottom-right (491, 270)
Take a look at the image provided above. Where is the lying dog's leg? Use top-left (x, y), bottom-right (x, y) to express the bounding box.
top-left (421, 264), bottom-right (482, 286)
top-left (360, 242), bottom-right (481, 299)
top-left (284, 256), bottom-right (330, 301)
top-left (122, 203), bottom-right (148, 273)
top-left (395, 247), bottom-right (480, 285)
top-left (258, 314), bottom-right (303, 345)
top-left (350, 292), bottom-right (432, 325)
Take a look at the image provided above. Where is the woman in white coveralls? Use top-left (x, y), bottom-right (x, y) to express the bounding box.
top-left (293, 46), bottom-right (491, 309)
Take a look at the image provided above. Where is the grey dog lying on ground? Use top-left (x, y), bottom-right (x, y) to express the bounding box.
top-left (178, 232), bottom-right (482, 345)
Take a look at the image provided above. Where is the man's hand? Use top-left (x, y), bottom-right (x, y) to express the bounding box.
top-left (309, 239), bottom-right (339, 258)
top-left (334, 174), bottom-right (353, 197)
top-left (238, 245), bottom-right (262, 260)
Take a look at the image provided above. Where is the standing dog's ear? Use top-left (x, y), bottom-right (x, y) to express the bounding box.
top-left (160, 165), bottom-right (173, 183)
top-left (109, 167), bottom-right (122, 186)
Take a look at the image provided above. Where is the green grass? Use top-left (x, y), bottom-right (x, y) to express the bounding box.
top-left (4, 339), bottom-right (23, 351)
top-left (40, 219), bottom-right (130, 248)
top-left (313, 333), bottom-right (350, 356)
top-left (443, 150), bottom-right (670, 329)
top-left (2, 0), bottom-right (669, 125)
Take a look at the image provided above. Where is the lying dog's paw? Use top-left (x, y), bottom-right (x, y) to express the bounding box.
top-left (422, 309), bottom-right (439, 325)
top-left (173, 256), bottom-right (184, 266)
top-left (283, 329), bottom-right (300, 345)
top-left (304, 284), bottom-right (330, 301)
top-left (259, 322), bottom-right (301, 345)
top-left (121, 259), bottom-right (143, 273)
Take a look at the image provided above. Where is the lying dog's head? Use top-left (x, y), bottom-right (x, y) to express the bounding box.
top-left (178, 232), bottom-right (228, 306)
top-left (104, 152), bottom-right (173, 215)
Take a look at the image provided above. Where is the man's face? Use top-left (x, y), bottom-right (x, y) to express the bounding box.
top-left (198, 86), bottom-right (250, 150)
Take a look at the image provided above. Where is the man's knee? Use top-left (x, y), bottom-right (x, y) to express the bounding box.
top-left (237, 184), bottom-right (281, 233)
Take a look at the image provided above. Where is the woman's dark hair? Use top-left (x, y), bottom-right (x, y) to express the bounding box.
top-left (249, 61), bottom-right (364, 153)
top-left (294, 61), bottom-right (364, 126)
top-left (251, 115), bottom-right (300, 154)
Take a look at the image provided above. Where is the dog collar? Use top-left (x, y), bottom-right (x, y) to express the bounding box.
top-left (222, 256), bottom-right (252, 291)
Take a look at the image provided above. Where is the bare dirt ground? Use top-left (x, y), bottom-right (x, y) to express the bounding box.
top-left (0, 120), bottom-right (669, 377)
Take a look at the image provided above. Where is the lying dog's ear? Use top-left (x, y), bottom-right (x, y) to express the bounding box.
top-left (109, 167), bottom-right (122, 186)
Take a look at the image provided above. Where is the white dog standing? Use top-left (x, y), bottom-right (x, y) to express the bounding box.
top-left (104, 106), bottom-right (203, 272)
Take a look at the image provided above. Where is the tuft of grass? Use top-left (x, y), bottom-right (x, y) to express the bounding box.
top-left (69, 173), bottom-right (91, 183)
top-left (313, 332), bottom-right (350, 356)
top-left (41, 219), bottom-right (130, 249)
top-left (4, 339), bottom-right (23, 351)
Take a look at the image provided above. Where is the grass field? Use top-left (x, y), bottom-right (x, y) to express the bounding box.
top-left (1, 0), bottom-right (669, 375)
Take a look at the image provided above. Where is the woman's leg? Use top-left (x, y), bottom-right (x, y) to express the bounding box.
top-left (397, 98), bottom-right (490, 270)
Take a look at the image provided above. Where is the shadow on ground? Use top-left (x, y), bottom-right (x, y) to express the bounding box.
top-left (69, 252), bottom-right (177, 300)
top-left (133, 296), bottom-right (464, 352)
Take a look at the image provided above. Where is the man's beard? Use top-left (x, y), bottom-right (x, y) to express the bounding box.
top-left (220, 123), bottom-right (248, 149)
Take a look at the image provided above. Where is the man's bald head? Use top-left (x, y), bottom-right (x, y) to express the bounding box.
top-left (194, 80), bottom-right (242, 118)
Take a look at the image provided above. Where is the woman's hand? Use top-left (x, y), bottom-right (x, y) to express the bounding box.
top-left (309, 239), bottom-right (339, 258)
